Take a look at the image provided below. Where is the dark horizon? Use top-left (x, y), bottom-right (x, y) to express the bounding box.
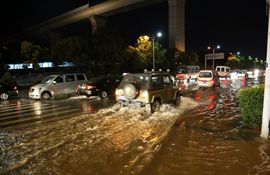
top-left (0, 0), bottom-right (268, 59)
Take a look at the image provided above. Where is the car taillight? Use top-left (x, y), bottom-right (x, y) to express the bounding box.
top-left (210, 80), bottom-right (214, 84)
top-left (86, 85), bottom-right (95, 89)
top-left (142, 91), bottom-right (149, 98)
top-left (115, 89), bottom-right (123, 96)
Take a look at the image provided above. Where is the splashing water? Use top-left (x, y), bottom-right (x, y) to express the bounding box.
top-left (0, 97), bottom-right (198, 175)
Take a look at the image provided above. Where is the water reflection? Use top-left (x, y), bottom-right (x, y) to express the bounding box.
top-left (1, 84), bottom-right (270, 175)
top-left (0, 97), bottom-right (197, 174)
top-left (33, 101), bottom-right (42, 116)
top-left (141, 88), bottom-right (270, 175)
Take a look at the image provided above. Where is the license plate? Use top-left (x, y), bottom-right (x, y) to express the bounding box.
top-left (119, 96), bottom-right (127, 101)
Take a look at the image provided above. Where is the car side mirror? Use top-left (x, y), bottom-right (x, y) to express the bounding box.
top-left (52, 81), bottom-right (56, 85)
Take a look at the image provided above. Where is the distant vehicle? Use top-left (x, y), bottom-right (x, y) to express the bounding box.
top-left (29, 73), bottom-right (88, 100)
top-left (76, 75), bottom-right (122, 99)
top-left (0, 83), bottom-right (18, 100)
top-left (215, 66), bottom-right (230, 78)
top-left (230, 70), bottom-right (247, 80)
top-left (176, 65), bottom-right (200, 82)
top-left (115, 71), bottom-right (182, 113)
top-left (246, 69), bottom-right (264, 79)
top-left (197, 70), bottom-right (220, 88)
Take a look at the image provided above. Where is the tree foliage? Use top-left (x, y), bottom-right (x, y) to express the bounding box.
top-left (0, 71), bottom-right (14, 85)
top-left (127, 35), bottom-right (167, 70)
top-left (227, 54), bottom-right (240, 69)
top-left (20, 41), bottom-right (48, 71)
top-left (51, 37), bottom-right (88, 68)
top-left (87, 27), bottom-right (126, 75)
top-left (168, 48), bottom-right (199, 66)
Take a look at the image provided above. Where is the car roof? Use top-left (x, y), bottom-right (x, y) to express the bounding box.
top-left (126, 71), bottom-right (171, 76)
top-left (199, 70), bottom-right (214, 73)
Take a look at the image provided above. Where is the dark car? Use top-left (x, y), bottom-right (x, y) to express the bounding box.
top-left (0, 83), bottom-right (19, 100)
top-left (76, 75), bottom-right (122, 99)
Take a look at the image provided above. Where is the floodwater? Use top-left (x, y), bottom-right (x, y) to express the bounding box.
top-left (0, 97), bottom-right (197, 175)
top-left (141, 87), bottom-right (270, 175)
top-left (1, 80), bottom-right (270, 175)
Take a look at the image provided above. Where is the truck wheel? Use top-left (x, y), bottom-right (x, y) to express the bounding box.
top-left (0, 93), bottom-right (9, 100)
top-left (100, 91), bottom-right (108, 99)
top-left (151, 99), bottom-right (161, 113)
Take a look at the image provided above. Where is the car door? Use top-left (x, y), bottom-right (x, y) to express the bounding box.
top-left (50, 75), bottom-right (65, 96)
top-left (162, 74), bottom-right (174, 101)
top-left (64, 74), bottom-right (77, 94)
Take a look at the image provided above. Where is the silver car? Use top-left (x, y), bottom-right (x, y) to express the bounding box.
top-left (29, 73), bottom-right (88, 100)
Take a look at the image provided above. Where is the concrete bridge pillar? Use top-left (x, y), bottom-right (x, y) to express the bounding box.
top-left (88, 15), bottom-right (107, 34)
top-left (168, 0), bottom-right (186, 52)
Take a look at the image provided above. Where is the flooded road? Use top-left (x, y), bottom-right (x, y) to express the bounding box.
top-left (1, 79), bottom-right (270, 175)
top-left (0, 96), bottom-right (114, 129)
top-left (141, 87), bottom-right (270, 175)
top-left (0, 97), bottom-right (197, 174)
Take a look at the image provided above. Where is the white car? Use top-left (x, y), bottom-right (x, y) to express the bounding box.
top-left (230, 70), bottom-right (247, 80)
top-left (215, 66), bottom-right (230, 79)
top-left (197, 70), bottom-right (220, 88)
top-left (29, 73), bottom-right (88, 100)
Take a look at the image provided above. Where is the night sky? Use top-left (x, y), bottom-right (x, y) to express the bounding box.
top-left (0, 0), bottom-right (267, 59)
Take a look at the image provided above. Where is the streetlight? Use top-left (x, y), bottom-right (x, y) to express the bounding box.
top-left (206, 45), bottom-right (221, 69)
top-left (207, 45), bottom-right (220, 53)
top-left (152, 32), bottom-right (162, 71)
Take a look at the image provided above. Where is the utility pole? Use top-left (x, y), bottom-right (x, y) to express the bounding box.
top-left (152, 37), bottom-right (155, 71)
top-left (261, 0), bottom-right (270, 139)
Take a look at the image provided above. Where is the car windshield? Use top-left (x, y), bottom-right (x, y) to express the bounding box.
top-left (41, 76), bottom-right (56, 84)
top-left (199, 72), bottom-right (212, 78)
top-left (191, 67), bottom-right (200, 73)
top-left (121, 74), bottom-right (150, 88)
top-left (177, 67), bottom-right (187, 74)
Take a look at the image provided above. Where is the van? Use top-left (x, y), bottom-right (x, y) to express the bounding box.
top-left (197, 70), bottom-right (220, 88)
top-left (215, 66), bottom-right (230, 78)
top-left (29, 73), bottom-right (88, 100)
top-left (176, 65), bottom-right (200, 82)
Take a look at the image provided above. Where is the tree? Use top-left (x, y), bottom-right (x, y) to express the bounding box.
top-left (127, 35), bottom-right (167, 70)
top-left (0, 71), bottom-right (14, 85)
top-left (20, 41), bottom-right (48, 71)
top-left (88, 27), bottom-right (126, 75)
top-left (227, 54), bottom-right (240, 69)
top-left (51, 37), bottom-right (88, 69)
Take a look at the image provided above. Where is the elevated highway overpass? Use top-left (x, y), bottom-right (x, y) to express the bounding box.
top-left (8, 0), bottom-right (186, 52)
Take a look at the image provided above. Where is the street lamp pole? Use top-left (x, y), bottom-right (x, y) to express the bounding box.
top-left (152, 32), bottom-right (162, 71)
top-left (206, 45), bottom-right (220, 70)
top-left (152, 37), bottom-right (155, 71)
top-left (212, 47), bottom-right (215, 70)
